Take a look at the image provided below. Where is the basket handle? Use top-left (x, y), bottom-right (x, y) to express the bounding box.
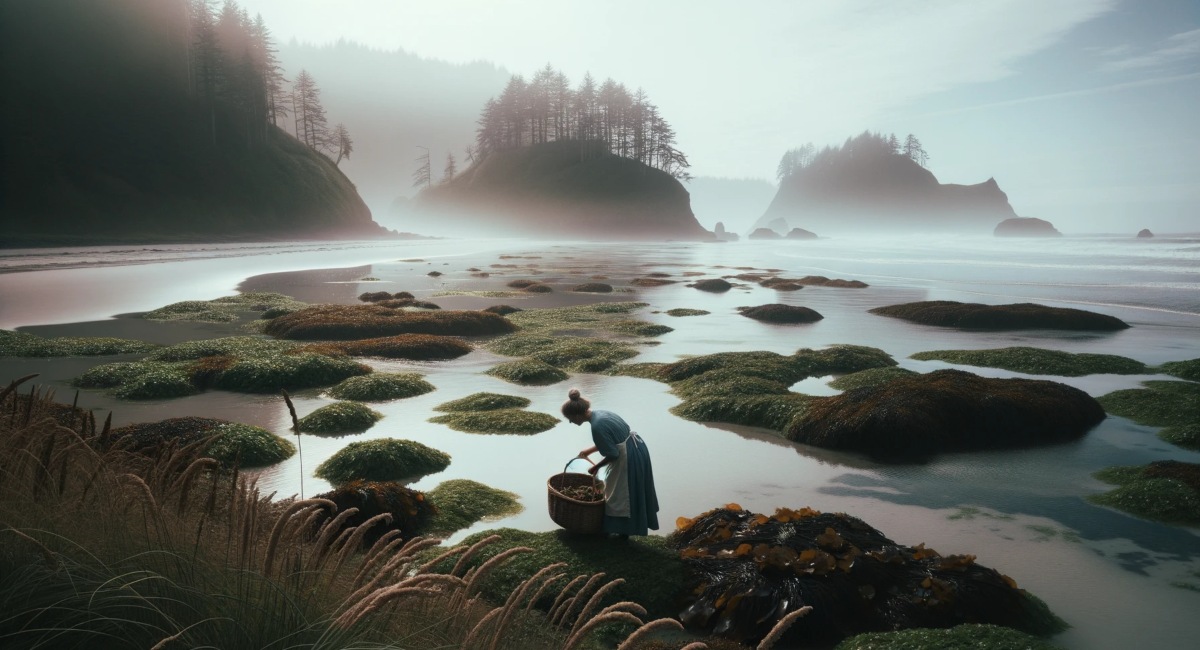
top-left (562, 457), bottom-right (599, 487)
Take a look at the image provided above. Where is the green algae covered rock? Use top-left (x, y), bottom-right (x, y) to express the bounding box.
top-left (911, 346), bottom-right (1145, 376)
top-left (424, 479), bottom-right (523, 535)
top-left (428, 408), bottom-right (559, 435)
top-left (0, 329), bottom-right (158, 357)
top-left (828, 367), bottom-right (917, 391)
top-left (327, 372), bottom-right (434, 401)
top-left (834, 624), bottom-right (1065, 650)
top-left (297, 401), bottom-right (383, 434)
top-left (870, 300), bottom-right (1129, 331)
top-left (1090, 460), bottom-right (1200, 526)
top-left (107, 417), bottom-right (294, 467)
top-left (486, 359), bottom-right (569, 385)
top-left (315, 438), bottom-right (450, 485)
top-left (143, 292), bottom-right (306, 323)
top-left (1099, 380), bottom-right (1200, 451)
top-left (433, 392), bottom-right (531, 412)
top-left (1159, 358), bottom-right (1200, 381)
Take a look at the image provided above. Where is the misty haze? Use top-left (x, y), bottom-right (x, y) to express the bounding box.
top-left (1, 2), bottom-right (1198, 650)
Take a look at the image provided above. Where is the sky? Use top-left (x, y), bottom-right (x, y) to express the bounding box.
top-left (237, 0), bottom-right (1200, 233)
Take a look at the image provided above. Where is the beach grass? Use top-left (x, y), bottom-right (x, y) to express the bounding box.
top-left (0, 329), bottom-right (158, 357)
top-left (433, 392), bottom-right (531, 412)
top-left (425, 479), bottom-right (524, 535)
top-left (327, 372), bottom-right (435, 401)
top-left (314, 437), bottom-right (451, 484)
top-left (297, 401), bottom-right (384, 434)
top-left (429, 408), bottom-right (560, 435)
top-left (911, 346), bottom-right (1146, 376)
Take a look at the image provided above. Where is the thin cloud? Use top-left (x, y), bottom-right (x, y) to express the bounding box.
top-left (1101, 28), bottom-right (1200, 71)
top-left (907, 71), bottom-right (1200, 118)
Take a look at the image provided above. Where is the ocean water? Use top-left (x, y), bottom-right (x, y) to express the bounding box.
top-left (1, 234), bottom-right (1198, 649)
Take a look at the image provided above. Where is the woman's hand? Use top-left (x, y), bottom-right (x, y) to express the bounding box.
top-left (587, 463), bottom-right (600, 476)
top-left (577, 450), bottom-right (591, 460)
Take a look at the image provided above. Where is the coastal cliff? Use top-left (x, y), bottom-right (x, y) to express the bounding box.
top-left (0, 0), bottom-right (387, 246)
top-left (411, 140), bottom-right (712, 240)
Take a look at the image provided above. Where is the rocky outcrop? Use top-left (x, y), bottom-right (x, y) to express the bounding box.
top-left (713, 221), bottom-right (739, 241)
top-left (748, 227), bottom-right (782, 240)
top-left (1137, 228), bottom-right (1154, 238)
top-left (786, 227), bottom-right (817, 239)
top-left (410, 140), bottom-right (712, 240)
top-left (994, 217), bottom-right (1061, 237)
top-left (756, 141), bottom-right (1018, 234)
top-left (869, 300), bottom-right (1130, 331)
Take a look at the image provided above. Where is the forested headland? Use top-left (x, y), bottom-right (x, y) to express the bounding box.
top-left (0, 0), bottom-right (387, 245)
top-left (407, 66), bottom-right (710, 240)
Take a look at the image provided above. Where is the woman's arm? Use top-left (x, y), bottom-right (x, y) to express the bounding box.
top-left (577, 446), bottom-right (598, 459)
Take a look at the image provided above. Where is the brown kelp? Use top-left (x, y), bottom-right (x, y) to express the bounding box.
top-left (672, 505), bottom-right (1064, 646)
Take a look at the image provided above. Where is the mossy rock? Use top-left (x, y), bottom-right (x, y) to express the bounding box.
top-left (689, 278), bottom-right (733, 292)
top-left (671, 393), bottom-right (812, 432)
top-left (505, 301), bottom-right (650, 335)
top-left (486, 359), bottom-right (569, 385)
top-left (375, 298), bottom-right (441, 309)
top-left (483, 304), bottom-right (522, 315)
top-left (424, 479), bottom-right (523, 535)
top-left (834, 624), bottom-right (1065, 650)
top-left (145, 336), bottom-right (295, 362)
top-left (605, 362), bottom-right (669, 380)
top-left (263, 304), bottom-right (517, 340)
top-left (297, 401), bottom-right (384, 434)
top-left (490, 336), bottom-right (640, 373)
top-left (426, 528), bottom-right (685, 620)
top-left (108, 417), bottom-right (294, 467)
top-left (911, 346), bottom-right (1146, 376)
top-left (506, 279), bottom-right (539, 288)
top-left (1098, 380), bottom-right (1200, 451)
top-left (143, 292), bottom-right (305, 322)
top-left (314, 438), bottom-right (451, 485)
top-left (524, 283), bottom-right (554, 293)
top-left (828, 367), bottom-right (918, 391)
top-left (428, 408), bottom-right (559, 435)
top-left (211, 354), bottom-right (372, 393)
top-left (1089, 461), bottom-right (1200, 526)
top-left (869, 300), bottom-right (1129, 331)
top-left (673, 506), bottom-right (1066, 647)
top-left (1159, 358), bottom-right (1200, 381)
top-left (74, 360), bottom-right (198, 399)
top-left (788, 369), bottom-right (1106, 459)
top-left (572, 282), bottom-right (613, 293)
top-left (738, 303), bottom-right (824, 324)
top-left (433, 392), bottom-right (531, 412)
top-left (665, 308), bottom-right (709, 317)
top-left (607, 320), bottom-right (674, 337)
top-left (327, 373), bottom-right (435, 401)
top-left (314, 480), bottom-right (434, 544)
top-left (633, 278), bottom-right (678, 287)
top-left (0, 330), bottom-right (158, 357)
top-left (297, 334), bottom-right (472, 360)
top-left (792, 345), bottom-right (898, 375)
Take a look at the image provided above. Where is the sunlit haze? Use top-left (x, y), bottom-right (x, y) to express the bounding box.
top-left (236, 0), bottom-right (1200, 233)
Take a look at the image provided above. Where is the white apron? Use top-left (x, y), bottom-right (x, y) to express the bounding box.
top-left (603, 431), bottom-right (639, 518)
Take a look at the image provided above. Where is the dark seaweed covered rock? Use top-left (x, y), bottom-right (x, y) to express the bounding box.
top-left (672, 506), bottom-right (1064, 646)
top-left (482, 304), bottom-right (522, 315)
top-left (107, 417), bottom-right (294, 467)
top-left (315, 438), bottom-right (451, 484)
top-left (263, 304), bottom-right (517, 340)
top-left (737, 304), bottom-right (824, 324)
top-left (869, 300), bottom-right (1129, 331)
top-left (296, 334), bottom-right (472, 360)
top-left (689, 278), bottom-right (733, 293)
top-left (314, 479), bottom-right (436, 545)
top-left (787, 369), bottom-right (1105, 459)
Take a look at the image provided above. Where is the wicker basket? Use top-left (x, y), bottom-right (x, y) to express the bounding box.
top-left (547, 464), bottom-right (605, 534)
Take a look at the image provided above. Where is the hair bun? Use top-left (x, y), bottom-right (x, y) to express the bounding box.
top-left (568, 388), bottom-right (581, 400)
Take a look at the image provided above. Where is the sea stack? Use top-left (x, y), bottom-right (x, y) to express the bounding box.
top-left (994, 217), bottom-right (1061, 237)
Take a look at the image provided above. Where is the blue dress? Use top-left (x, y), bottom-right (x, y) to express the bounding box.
top-left (590, 409), bottom-right (660, 536)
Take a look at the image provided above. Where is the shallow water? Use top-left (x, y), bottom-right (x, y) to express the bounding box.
top-left (2, 235), bottom-right (1199, 649)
